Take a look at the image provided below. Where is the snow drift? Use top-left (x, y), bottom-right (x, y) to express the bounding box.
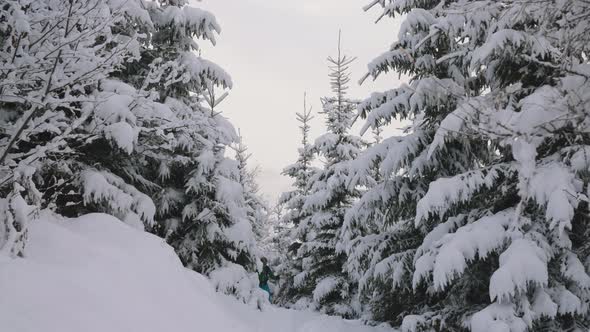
top-left (0, 213), bottom-right (244, 332)
top-left (0, 213), bottom-right (393, 332)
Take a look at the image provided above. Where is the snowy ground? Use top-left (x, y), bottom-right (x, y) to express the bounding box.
top-left (0, 213), bottom-right (394, 332)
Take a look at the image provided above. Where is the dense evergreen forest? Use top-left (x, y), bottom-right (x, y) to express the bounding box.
top-left (2, 1), bottom-right (590, 331)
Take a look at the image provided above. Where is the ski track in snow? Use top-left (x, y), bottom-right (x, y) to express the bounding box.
top-left (0, 213), bottom-right (394, 332)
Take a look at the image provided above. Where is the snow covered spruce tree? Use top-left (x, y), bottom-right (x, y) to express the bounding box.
top-left (346, 0), bottom-right (590, 330)
top-left (293, 36), bottom-right (369, 317)
top-left (275, 93), bottom-right (317, 306)
top-left (416, 1), bottom-right (590, 331)
top-left (279, 94), bottom-right (316, 230)
top-left (234, 133), bottom-right (269, 243)
top-left (115, 1), bottom-right (259, 276)
top-left (169, 103), bottom-right (258, 277)
top-left (343, 0), bottom-right (496, 327)
top-left (0, 0), bottom-right (152, 256)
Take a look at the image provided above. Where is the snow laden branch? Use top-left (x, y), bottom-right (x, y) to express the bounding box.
top-left (0, 0), bottom-right (143, 257)
top-left (332, 0), bottom-right (590, 330)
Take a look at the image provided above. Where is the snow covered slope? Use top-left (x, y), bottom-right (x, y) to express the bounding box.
top-left (0, 213), bottom-right (393, 332)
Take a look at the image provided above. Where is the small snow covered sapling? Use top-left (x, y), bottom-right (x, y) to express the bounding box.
top-left (294, 32), bottom-right (368, 318)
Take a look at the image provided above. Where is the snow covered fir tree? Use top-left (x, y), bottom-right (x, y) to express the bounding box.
top-left (339, 0), bottom-right (590, 330)
top-left (285, 34), bottom-right (371, 317)
top-left (0, 0), bottom-right (258, 295)
top-left (0, 0), bottom-right (154, 256)
top-left (2, 1), bottom-right (590, 332)
top-left (275, 93), bottom-right (316, 306)
top-left (234, 132), bottom-right (270, 244)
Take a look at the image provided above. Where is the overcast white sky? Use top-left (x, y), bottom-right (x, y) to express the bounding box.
top-left (197, 0), bottom-right (405, 203)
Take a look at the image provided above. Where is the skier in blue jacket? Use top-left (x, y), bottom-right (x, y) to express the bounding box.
top-left (258, 257), bottom-right (277, 302)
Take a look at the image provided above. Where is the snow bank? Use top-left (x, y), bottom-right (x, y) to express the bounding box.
top-left (0, 213), bottom-right (395, 332)
top-left (0, 213), bottom-right (244, 332)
